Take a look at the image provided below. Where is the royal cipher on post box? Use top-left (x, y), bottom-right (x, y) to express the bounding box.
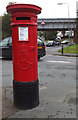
top-left (6, 4), bottom-right (42, 109)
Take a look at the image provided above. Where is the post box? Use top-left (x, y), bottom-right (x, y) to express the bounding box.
top-left (6, 4), bottom-right (42, 109)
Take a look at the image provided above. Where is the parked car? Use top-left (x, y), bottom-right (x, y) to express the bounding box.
top-left (0, 37), bottom-right (46, 60)
top-left (37, 38), bottom-right (46, 59)
top-left (54, 41), bottom-right (61, 46)
top-left (55, 37), bottom-right (61, 41)
top-left (46, 41), bottom-right (54, 47)
top-left (0, 37), bottom-right (12, 59)
top-left (61, 40), bottom-right (69, 44)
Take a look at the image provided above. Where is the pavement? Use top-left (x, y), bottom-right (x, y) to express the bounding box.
top-left (48, 46), bottom-right (78, 57)
top-left (54, 52), bottom-right (78, 57)
top-left (1, 46), bottom-right (77, 119)
top-left (45, 44), bottom-right (78, 57)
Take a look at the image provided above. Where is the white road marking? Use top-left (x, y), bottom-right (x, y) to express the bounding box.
top-left (45, 60), bottom-right (73, 64)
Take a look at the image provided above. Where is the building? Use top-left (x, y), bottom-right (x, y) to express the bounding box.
top-left (76, 1), bottom-right (78, 18)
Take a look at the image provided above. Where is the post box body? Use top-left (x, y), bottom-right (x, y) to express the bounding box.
top-left (12, 25), bottom-right (38, 82)
top-left (6, 4), bottom-right (41, 109)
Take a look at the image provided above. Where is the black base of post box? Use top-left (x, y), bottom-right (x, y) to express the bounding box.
top-left (13, 79), bottom-right (39, 110)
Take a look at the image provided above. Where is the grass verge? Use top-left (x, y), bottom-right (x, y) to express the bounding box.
top-left (58, 44), bottom-right (78, 54)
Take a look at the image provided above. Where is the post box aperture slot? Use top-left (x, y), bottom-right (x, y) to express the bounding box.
top-left (16, 17), bottom-right (30, 20)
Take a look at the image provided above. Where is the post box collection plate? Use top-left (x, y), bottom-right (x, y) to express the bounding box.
top-left (19, 27), bottom-right (28, 41)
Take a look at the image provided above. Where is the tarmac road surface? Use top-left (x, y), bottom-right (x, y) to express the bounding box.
top-left (1, 47), bottom-right (77, 118)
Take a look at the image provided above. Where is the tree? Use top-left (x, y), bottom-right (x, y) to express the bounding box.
top-left (75, 18), bottom-right (78, 44)
top-left (8, 2), bottom-right (17, 5)
top-left (37, 31), bottom-right (42, 37)
top-left (2, 2), bottom-right (17, 39)
top-left (38, 31), bottom-right (57, 41)
top-left (2, 13), bottom-right (11, 39)
top-left (43, 31), bottom-right (57, 40)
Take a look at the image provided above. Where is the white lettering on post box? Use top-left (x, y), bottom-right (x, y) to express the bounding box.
top-left (19, 27), bottom-right (28, 41)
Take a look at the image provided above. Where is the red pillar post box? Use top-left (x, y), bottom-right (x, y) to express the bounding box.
top-left (6, 4), bottom-right (42, 109)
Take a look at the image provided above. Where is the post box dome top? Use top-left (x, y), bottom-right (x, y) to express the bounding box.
top-left (6, 4), bottom-right (42, 15)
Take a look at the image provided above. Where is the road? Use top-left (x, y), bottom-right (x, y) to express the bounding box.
top-left (46, 46), bottom-right (62, 55)
top-left (1, 47), bottom-right (76, 118)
